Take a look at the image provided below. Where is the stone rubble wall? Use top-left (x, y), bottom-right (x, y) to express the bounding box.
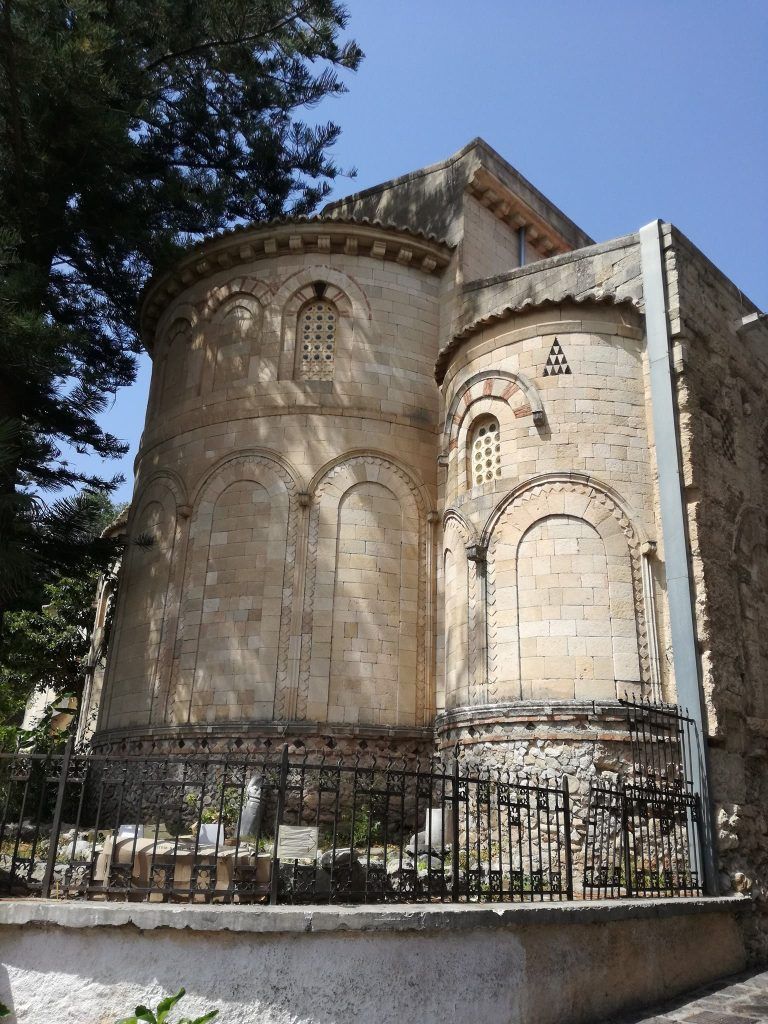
top-left (436, 704), bottom-right (634, 878)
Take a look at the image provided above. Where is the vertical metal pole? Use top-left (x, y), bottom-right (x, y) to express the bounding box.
top-left (451, 756), bottom-right (461, 902)
top-left (639, 219), bottom-right (716, 894)
top-left (270, 744), bottom-right (289, 906)
top-left (518, 225), bottom-right (527, 267)
top-left (562, 776), bottom-right (574, 901)
top-left (621, 787), bottom-right (633, 898)
top-left (41, 736), bottom-right (75, 899)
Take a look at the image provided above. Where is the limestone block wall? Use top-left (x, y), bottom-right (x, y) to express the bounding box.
top-left (461, 195), bottom-right (522, 282)
top-left (96, 223), bottom-right (449, 744)
top-left (662, 223), bottom-right (768, 949)
top-left (460, 235), bottom-right (643, 326)
top-left (438, 298), bottom-right (665, 715)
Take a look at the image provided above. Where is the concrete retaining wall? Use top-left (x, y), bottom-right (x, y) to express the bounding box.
top-left (0, 897), bottom-right (747, 1024)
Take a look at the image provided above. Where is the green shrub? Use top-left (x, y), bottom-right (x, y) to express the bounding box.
top-left (116, 987), bottom-right (218, 1024)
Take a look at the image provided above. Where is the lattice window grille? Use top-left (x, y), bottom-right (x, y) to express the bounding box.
top-left (299, 300), bottom-right (337, 380)
top-left (471, 418), bottom-right (501, 485)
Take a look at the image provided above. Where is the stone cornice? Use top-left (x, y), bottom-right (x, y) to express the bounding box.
top-left (467, 167), bottom-right (575, 258)
top-left (436, 293), bottom-right (644, 384)
top-left (89, 720), bottom-right (435, 754)
top-left (140, 218), bottom-right (454, 346)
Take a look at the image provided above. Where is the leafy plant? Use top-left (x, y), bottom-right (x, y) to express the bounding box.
top-left (0, 491), bottom-right (124, 749)
top-left (0, 1001), bottom-right (10, 1017)
top-left (116, 987), bottom-right (218, 1024)
top-left (342, 804), bottom-right (384, 847)
top-left (184, 787), bottom-right (243, 829)
top-left (0, 0), bottom-right (362, 633)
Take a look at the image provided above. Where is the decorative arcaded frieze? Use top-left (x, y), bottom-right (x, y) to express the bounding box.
top-left (140, 220), bottom-right (452, 345)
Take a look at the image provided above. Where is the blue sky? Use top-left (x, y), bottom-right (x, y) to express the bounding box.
top-left (88, 1), bottom-right (768, 503)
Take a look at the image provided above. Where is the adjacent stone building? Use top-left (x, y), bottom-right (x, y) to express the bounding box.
top-left (84, 139), bottom-right (767, 941)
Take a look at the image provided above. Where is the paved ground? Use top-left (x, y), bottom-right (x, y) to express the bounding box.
top-left (600, 969), bottom-right (768, 1023)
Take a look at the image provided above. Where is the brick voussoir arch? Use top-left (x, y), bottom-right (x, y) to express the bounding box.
top-left (275, 269), bottom-right (368, 381)
top-left (283, 281), bottom-right (351, 321)
top-left (150, 309), bottom-right (202, 414)
top-left (480, 472), bottom-right (649, 550)
top-left (298, 453), bottom-right (430, 726)
top-left (441, 370), bottom-right (545, 454)
top-left (307, 450), bottom-right (431, 512)
top-left (189, 448), bottom-right (304, 508)
top-left (272, 265), bottom-right (372, 323)
top-left (442, 507), bottom-right (479, 545)
top-left (130, 470), bottom-right (189, 525)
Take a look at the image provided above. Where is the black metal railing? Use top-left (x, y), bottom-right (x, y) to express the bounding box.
top-left (0, 700), bottom-right (706, 905)
top-left (0, 745), bottom-right (574, 905)
top-left (583, 698), bottom-right (705, 898)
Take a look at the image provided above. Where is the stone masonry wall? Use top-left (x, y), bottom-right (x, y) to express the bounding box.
top-left (438, 295), bottom-right (667, 713)
top-left (663, 223), bottom-right (768, 954)
top-left (97, 225), bottom-right (447, 743)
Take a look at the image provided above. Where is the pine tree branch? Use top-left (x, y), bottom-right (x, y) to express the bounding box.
top-left (142, 2), bottom-right (316, 74)
top-left (0, 0), bottom-right (26, 206)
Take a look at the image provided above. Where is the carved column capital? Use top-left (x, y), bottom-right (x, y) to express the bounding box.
top-left (465, 543), bottom-right (487, 565)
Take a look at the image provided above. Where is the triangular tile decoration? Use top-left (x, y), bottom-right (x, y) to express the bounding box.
top-left (543, 337), bottom-right (572, 376)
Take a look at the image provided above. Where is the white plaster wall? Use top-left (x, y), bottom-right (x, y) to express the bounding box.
top-left (0, 903), bottom-right (746, 1024)
top-left (3, 926), bottom-right (525, 1024)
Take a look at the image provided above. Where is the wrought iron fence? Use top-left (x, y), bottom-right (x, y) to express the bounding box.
top-left (583, 698), bottom-right (704, 898)
top-left (0, 700), bottom-right (706, 905)
top-left (0, 744), bottom-right (573, 905)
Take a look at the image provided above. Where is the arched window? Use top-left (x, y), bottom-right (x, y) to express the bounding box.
top-left (212, 294), bottom-right (260, 390)
top-left (160, 318), bottom-right (192, 401)
top-left (298, 297), bottom-right (337, 380)
top-left (468, 416), bottom-right (501, 486)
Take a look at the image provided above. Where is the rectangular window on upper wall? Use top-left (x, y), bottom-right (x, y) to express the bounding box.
top-left (298, 299), bottom-right (337, 380)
